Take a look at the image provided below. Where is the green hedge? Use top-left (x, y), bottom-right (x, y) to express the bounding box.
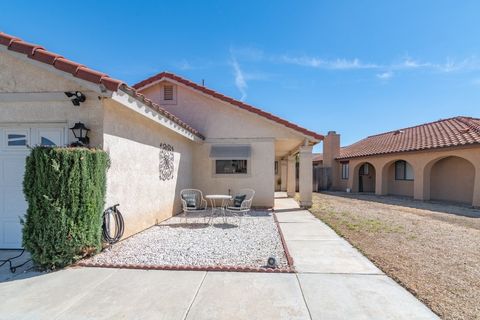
top-left (22, 147), bottom-right (109, 269)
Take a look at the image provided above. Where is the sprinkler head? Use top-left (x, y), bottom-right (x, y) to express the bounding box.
top-left (267, 257), bottom-right (277, 268)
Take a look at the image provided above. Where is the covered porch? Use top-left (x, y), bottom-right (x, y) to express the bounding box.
top-left (275, 138), bottom-right (316, 208)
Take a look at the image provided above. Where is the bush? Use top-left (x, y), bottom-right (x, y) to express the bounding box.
top-left (22, 147), bottom-right (109, 269)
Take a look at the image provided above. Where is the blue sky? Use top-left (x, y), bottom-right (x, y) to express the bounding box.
top-left (2, 1), bottom-right (480, 151)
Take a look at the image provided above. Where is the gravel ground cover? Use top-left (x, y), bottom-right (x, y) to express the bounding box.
top-left (88, 211), bottom-right (288, 269)
top-left (309, 192), bottom-right (480, 320)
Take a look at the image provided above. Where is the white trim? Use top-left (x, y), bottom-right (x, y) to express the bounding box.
top-left (142, 77), bottom-right (321, 143)
top-left (111, 90), bottom-right (202, 143)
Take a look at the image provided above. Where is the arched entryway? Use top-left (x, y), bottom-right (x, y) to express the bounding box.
top-left (430, 156), bottom-right (475, 204)
top-left (383, 160), bottom-right (414, 197)
top-left (357, 162), bottom-right (376, 193)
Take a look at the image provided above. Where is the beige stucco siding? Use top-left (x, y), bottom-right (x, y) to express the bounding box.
top-left (102, 99), bottom-right (194, 238)
top-left (387, 164), bottom-right (414, 197)
top-left (334, 145), bottom-right (480, 206)
top-left (430, 156), bottom-right (475, 203)
top-left (0, 49), bottom-right (103, 146)
top-left (143, 83), bottom-right (304, 140)
top-left (140, 82), bottom-right (309, 208)
top-left (192, 140), bottom-right (275, 207)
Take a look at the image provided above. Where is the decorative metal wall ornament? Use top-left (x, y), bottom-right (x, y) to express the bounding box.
top-left (159, 143), bottom-right (175, 181)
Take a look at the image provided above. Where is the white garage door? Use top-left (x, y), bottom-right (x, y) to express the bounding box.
top-left (0, 126), bottom-right (65, 248)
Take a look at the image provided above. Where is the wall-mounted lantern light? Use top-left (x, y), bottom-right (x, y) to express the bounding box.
top-left (65, 91), bottom-right (86, 106)
top-left (70, 122), bottom-right (90, 146)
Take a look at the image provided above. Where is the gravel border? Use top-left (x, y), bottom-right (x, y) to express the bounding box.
top-left (83, 211), bottom-right (290, 271)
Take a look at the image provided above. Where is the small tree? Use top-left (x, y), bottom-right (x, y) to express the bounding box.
top-left (22, 147), bottom-right (109, 269)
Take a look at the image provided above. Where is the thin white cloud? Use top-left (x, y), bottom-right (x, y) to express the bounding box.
top-left (376, 71), bottom-right (393, 80)
top-left (176, 59), bottom-right (192, 70)
top-left (230, 46), bottom-right (265, 61)
top-left (280, 55), bottom-right (378, 70)
top-left (230, 55), bottom-right (247, 101)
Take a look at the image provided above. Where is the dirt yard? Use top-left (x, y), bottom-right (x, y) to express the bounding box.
top-left (309, 192), bottom-right (480, 320)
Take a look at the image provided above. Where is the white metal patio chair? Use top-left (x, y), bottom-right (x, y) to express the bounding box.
top-left (180, 189), bottom-right (209, 224)
top-left (225, 188), bottom-right (255, 226)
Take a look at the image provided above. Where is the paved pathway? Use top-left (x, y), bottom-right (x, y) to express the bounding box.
top-left (0, 195), bottom-right (438, 320)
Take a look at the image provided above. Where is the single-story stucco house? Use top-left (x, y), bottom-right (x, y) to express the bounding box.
top-left (0, 32), bottom-right (322, 249)
top-left (317, 117), bottom-right (480, 207)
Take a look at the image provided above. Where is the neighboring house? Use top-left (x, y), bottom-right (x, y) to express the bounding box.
top-left (0, 32), bottom-right (322, 248)
top-left (312, 153), bottom-right (323, 167)
top-left (320, 118), bottom-right (480, 207)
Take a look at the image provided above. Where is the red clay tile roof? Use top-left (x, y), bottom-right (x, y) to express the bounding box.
top-left (0, 32), bottom-right (204, 139)
top-left (338, 116), bottom-right (480, 159)
top-left (133, 72), bottom-right (324, 141)
top-left (312, 153), bottom-right (323, 162)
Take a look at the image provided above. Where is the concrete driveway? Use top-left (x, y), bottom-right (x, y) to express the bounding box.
top-left (0, 195), bottom-right (439, 320)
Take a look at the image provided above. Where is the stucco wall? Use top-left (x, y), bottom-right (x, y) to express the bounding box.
top-left (430, 156), bottom-right (474, 203)
top-left (142, 83), bottom-right (303, 140)
top-left (0, 49), bottom-right (103, 146)
top-left (192, 139), bottom-right (275, 207)
top-left (140, 82), bottom-right (306, 207)
top-left (387, 163), bottom-right (414, 197)
top-left (102, 99), bottom-right (194, 238)
top-left (335, 145), bottom-right (480, 206)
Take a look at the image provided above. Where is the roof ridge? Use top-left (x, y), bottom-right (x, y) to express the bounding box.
top-left (0, 31), bottom-right (204, 139)
top-left (365, 116), bottom-right (475, 138)
top-left (133, 72), bottom-right (324, 140)
top-left (455, 116), bottom-right (480, 133)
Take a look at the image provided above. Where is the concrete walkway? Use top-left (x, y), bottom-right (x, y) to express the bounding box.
top-left (274, 194), bottom-right (438, 319)
top-left (0, 195), bottom-right (438, 320)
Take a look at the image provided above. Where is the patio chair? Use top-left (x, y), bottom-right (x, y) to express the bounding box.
top-left (225, 188), bottom-right (255, 226)
top-left (180, 189), bottom-right (208, 223)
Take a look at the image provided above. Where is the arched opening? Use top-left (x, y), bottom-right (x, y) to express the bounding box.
top-left (430, 156), bottom-right (475, 204)
top-left (384, 160), bottom-right (414, 197)
top-left (357, 162), bottom-right (376, 193)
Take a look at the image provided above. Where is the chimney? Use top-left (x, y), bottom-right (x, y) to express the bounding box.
top-left (323, 131), bottom-right (340, 167)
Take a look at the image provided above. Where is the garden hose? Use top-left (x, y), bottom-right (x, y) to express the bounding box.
top-left (102, 204), bottom-right (125, 245)
top-left (0, 249), bottom-right (32, 273)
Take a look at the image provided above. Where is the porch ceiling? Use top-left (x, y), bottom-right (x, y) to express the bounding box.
top-left (275, 138), bottom-right (304, 158)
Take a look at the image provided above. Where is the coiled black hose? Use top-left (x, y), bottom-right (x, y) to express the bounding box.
top-left (102, 204), bottom-right (124, 244)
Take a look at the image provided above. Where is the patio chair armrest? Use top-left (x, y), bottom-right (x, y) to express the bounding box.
top-left (240, 199), bottom-right (253, 210)
top-left (201, 198), bottom-right (208, 209)
top-left (181, 199), bottom-right (188, 210)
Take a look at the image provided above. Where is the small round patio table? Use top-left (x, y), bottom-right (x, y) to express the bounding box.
top-left (205, 194), bottom-right (232, 223)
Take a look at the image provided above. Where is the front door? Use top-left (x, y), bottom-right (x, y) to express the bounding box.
top-left (0, 126), bottom-right (65, 248)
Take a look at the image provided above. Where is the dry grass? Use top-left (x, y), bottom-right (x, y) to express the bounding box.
top-left (309, 192), bottom-right (480, 320)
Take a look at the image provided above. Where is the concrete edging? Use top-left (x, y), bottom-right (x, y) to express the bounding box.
top-left (272, 212), bottom-right (295, 270)
top-left (76, 261), bottom-right (294, 273)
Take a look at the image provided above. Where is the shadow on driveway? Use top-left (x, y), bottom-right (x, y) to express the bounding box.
top-left (0, 249), bottom-right (43, 283)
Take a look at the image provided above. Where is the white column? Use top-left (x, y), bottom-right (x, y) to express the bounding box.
top-left (287, 155), bottom-right (296, 197)
top-left (280, 160), bottom-right (288, 191)
top-left (299, 145), bottom-right (313, 208)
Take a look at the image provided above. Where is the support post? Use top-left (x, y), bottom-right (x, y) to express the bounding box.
top-left (299, 145), bottom-right (313, 208)
top-left (287, 155), bottom-right (296, 197)
top-left (280, 159), bottom-right (287, 191)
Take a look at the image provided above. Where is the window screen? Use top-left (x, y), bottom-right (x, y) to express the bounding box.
top-left (395, 160), bottom-right (414, 180)
top-left (215, 160), bottom-right (247, 174)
